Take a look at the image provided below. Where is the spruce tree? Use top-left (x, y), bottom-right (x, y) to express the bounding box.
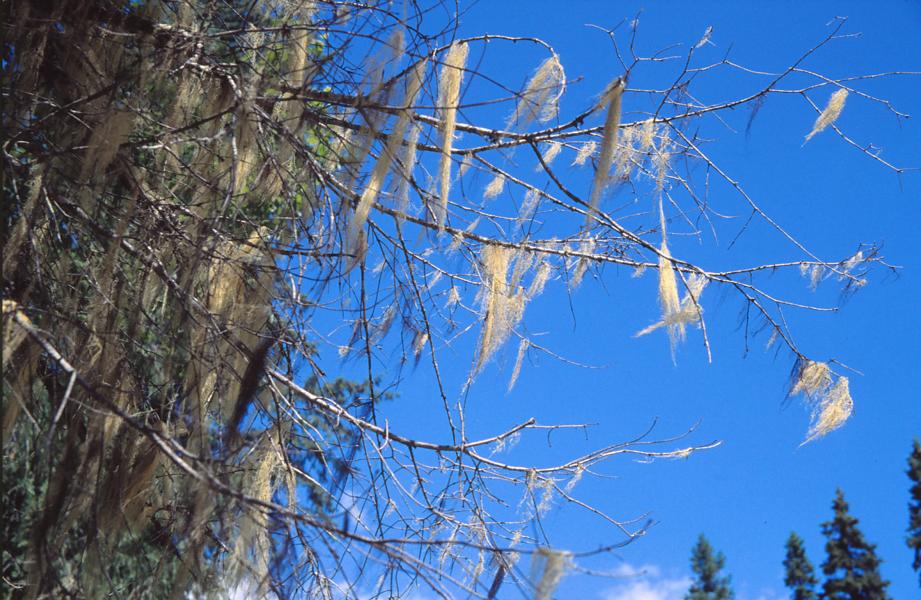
top-left (784, 532), bottom-right (817, 600)
top-left (908, 438), bottom-right (921, 587)
top-left (820, 489), bottom-right (890, 600)
top-left (685, 534), bottom-right (734, 600)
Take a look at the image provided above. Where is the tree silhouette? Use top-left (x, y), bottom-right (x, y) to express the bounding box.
top-left (820, 489), bottom-right (890, 600)
top-left (908, 439), bottom-right (921, 587)
top-left (686, 534), bottom-right (734, 600)
top-left (784, 531), bottom-right (818, 600)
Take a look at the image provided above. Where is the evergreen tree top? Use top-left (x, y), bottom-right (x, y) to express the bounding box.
top-left (908, 438), bottom-right (921, 587)
top-left (784, 532), bottom-right (817, 600)
top-left (685, 534), bottom-right (734, 600)
top-left (820, 489), bottom-right (890, 600)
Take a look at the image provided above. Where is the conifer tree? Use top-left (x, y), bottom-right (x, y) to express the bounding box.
top-left (908, 438), bottom-right (921, 587)
top-left (784, 532), bottom-right (818, 600)
top-left (820, 489), bottom-right (890, 600)
top-left (685, 534), bottom-right (734, 600)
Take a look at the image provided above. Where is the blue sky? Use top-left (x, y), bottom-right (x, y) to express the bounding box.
top-left (451, 2), bottom-right (921, 598)
top-left (314, 2), bottom-right (921, 598)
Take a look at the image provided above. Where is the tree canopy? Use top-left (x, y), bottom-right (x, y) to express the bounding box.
top-left (685, 534), bottom-right (733, 600)
top-left (908, 439), bottom-right (921, 588)
top-left (820, 489), bottom-right (890, 600)
top-left (785, 532), bottom-right (818, 600)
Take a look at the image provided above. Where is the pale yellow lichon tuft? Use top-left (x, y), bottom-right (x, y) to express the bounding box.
top-left (635, 273), bottom-right (707, 339)
top-left (348, 59), bottom-right (427, 253)
top-left (2, 300), bottom-right (29, 368)
top-left (537, 141), bottom-right (563, 169)
top-left (638, 119), bottom-right (656, 155)
top-left (80, 110), bottom-right (136, 183)
top-left (656, 243), bottom-right (680, 340)
top-left (395, 119), bottom-right (422, 221)
top-left (531, 547), bottom-right (572, 600)
top-left (803, 376), bottom-right (853, 444)
top-left (570, 238), bottom-right (596, 289)
top-left (791, 360), bottom-right (832, 397)
top-left (572, 141), bottom-right (596, 167)
top-left (654, 131), bottom-right (671, 192)
top-left (230, 439), bottom-right (281, 594)
top-left (805, 88), bottom-right (848, 143)
top-left (517, 188), bottom-right (540, 226)
top-left (483, 173), bottom-right (506, 199)
top-left (475, 245), bottom-right (512, 372)
top-left (412, 330), bottom-right (429, 357)
top-left (507, 55), bottom-right (566, 129)
top-left (655, 204), bottom-right (681, 348)
top-left (473, 245), bottom-right (536, 376)
top-left (789, 359), bottom-right (854, 443)
top-left (611, 125), bottom-right (636, 181)
top-left (528, 260), bottom-right (552, 298)
top-left (588, 77), bottom-right (625, 214)
top-left (507, 338), bottom-right (529, 392)
top-left (435, 42), bottom-right (469, 229)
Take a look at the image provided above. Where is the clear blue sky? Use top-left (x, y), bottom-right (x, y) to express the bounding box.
top-left (453, 2), bottom-right (921, 598)
top-left (320, 2), bottom-right (921, 598)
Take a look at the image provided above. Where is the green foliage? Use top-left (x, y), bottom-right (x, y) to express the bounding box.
top-left (908, 439), bottom-right (921, 587)
top-left (1, 421), bottom-right (45, 596)
top-left (819, 489), bottom-right (890, 600)
top-left (1, 380), bottom-right (182, 598)
top-left (2, 0), bottom-right (336, 591)
top-left (685, 534), bottom-right (734, 600)
top-left (784, 532), bottom-right (818, 600)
